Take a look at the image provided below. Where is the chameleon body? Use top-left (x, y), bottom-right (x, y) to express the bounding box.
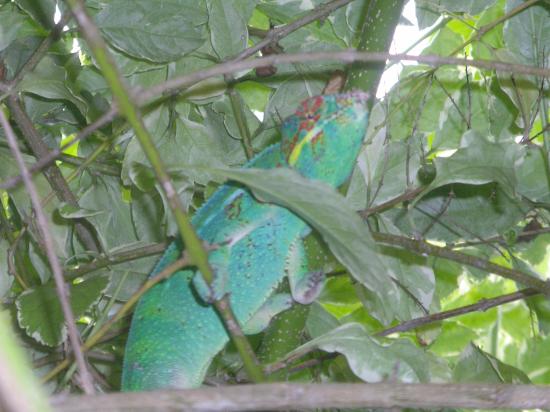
top-left (121, 92), bottom-right (369, 391)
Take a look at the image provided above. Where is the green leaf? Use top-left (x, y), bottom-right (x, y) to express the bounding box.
top-left (430, 322), bottom-right (478, 359)
top-left (516, 145), bottom-right (550, 203)
top-left (416, 0), bottom-right (498, 29)
top-left (329, 0), bottom-right (363, 46)
top-left (519, 335), bottom-right (550, 384)
top-left (16, 276), bottom-right (109, 347)
top-left (242, 293), bottom-right (292, 335)
top-left (96, 0), bottom-right (208, 63)
top-left (434, 83), bottom-right (492, 150)
top-left (212, 95), bottom-right (261, 140)
top-left (495, 51), bottom-right (540, 129)
top-left (0, 149), bottom-right (70, 259)
top-left (421, 26), bottom-right (463, 56)
top-left (306, 302), bottom-right (341, 338)
top-left (78, 175), bottom-right (140, 250)
top-left (207, 0), bottom-right (256, 59)
top-left (366, 141), bottom-right (423, 207)
top-left (470, 0), bottom-right (504, 60)
top-left (130, 187), bottom-right (166, 242)
top-left (235, 81), bottom-right (272, 113)
top-left (425, 132), bottom-right (519, 198)
top-left (390, 183), bottom-right (528, 242)
top-left (287, 322), bottom-right (448, 382)
top-left (503, 0), bottom-right (550, 68)
top-left (216, 167), bottom-right (396, 306)
top-left (127, 162), bottom-right (157, 193)
top-left (19, 56), bottom-right (87, 115)
top-left (386, 66), bottom-right (462, 143)
top-left (121, 105), bottom-right (240, 188)
top-left (258, 304), bottom-right (308, 364)
top-left (248, 7), bottom-right (269, 30)
top-left (0, 4), bottom-right (44, 52)
top-left (453, 343), bottom-right (530, 383)
top-left (14, 0), bottom-right (58, 29)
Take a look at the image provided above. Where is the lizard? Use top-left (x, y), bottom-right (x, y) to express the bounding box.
top-left (121, 91), bottom-right (369, 391)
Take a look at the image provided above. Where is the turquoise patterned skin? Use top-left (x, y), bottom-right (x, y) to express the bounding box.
top-left (121, 92), bottom-right (369, 390)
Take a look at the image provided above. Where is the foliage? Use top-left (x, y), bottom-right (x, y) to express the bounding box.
top-left (0, 0), bottom-right (549, 405)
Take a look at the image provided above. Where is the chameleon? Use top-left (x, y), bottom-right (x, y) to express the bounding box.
top-left (121, 92), bottom-right (369, 391)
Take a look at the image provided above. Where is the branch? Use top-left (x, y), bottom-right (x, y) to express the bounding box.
top-left (6, 95), bottom-right (99, 253)
top-left (376, 288), bottom-right (541, 336)
top-left (372, 232), bottom-right (550, 295)
top-left (359, 186), bottom-right (425, 217)
top-left (141, 51), bottom-right (550, 102)
top-left (0, 108), bottom-right (118, 191)
top-left (65, 242), bottom-right (166, 280)
top-left (448, 0), bottom-right (542, 57)
top-left (3, 50), bottom-right (548, 192)
top-left (50, 382), bottom-right (550, 411)
top-left (0, 140), bottom-right (120, 176)
top-left (0, 103), bottom-right (95, 394)
top-left (236, 0), bottom-right (355, 61)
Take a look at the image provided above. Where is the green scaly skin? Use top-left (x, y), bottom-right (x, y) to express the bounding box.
top-left (121, 92), bottom-right (369, 390)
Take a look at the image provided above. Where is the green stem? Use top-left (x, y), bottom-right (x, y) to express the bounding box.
top-left (228, 85), bottom-right (254, 159)
top-left (345, 0), bottom-right (406, 96)
top-left (66, 0), bottom-right (265, 384)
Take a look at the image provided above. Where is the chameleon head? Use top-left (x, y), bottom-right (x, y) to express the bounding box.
top-left (280, 92), bottom-right (369, 187)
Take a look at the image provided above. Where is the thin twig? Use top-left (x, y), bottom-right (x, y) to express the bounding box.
top-left (227, 84), bottom-right (254, 159)
top-left (0, 107), bottom-right (117, 191)
top-left (406, 73), bottom-right (433, 184)
top-left (448, 0), bottom-right (542, 57)
top-left (465, 57), bottom-right (472, 128)
top-left (0, 140), bottom-right (119, 176)
top-left (376, 288), bottom-right (540, 336)
top-left (451, 226), bottom-right (550, 247)
top-left (236, 0), bottom-right (355, 61)
top-left (65, 242), bottom-right (166, 280)
top-left (141, 51), bottom-right (550, 103)
top-left (6, 95), bottom-right (99, 253)
top-left (372, 232), bottom-right (550, 294)
top-left (359, 186), bottom-right (425, 218)
top-left (433, 75), bottom-right (470, 127)
top-left (40, 140), bottom-right (111, 208)
top-left (0, 106), bottom-right (95, 394)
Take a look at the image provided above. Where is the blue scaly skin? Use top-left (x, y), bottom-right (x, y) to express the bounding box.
top-left (121, 92), bottom-right (369, 390)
